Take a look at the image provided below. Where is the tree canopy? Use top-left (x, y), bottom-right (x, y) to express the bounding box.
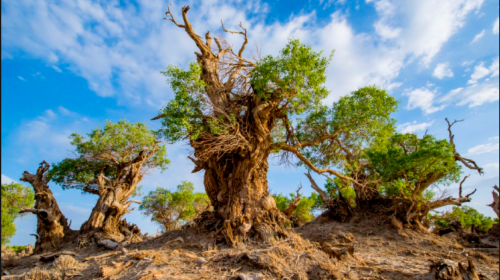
top-left (139, 181), bottom-right (210, 231)
top-left (49, 120), bottom-right (169, 194)
top-left (1, 182), bottom-right (34, 245)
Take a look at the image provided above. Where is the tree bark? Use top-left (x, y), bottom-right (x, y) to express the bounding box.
top-left (198, 139), bottom-right (287, 245)
top-left (20, 161), bottom-right (72, 254)
top-left (487, 185), bottom-right (499, 218)
top-left (80, 148), bottom-right (154, 244)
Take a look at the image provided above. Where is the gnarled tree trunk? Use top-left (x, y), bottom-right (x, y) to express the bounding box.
top-left (194, 128), bottom-right (287, 245)
top-left (20, 161), bottom-right (72, 254)
top-left (79, 150), bottom-right (151, 245)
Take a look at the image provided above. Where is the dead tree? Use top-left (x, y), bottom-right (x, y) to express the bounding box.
top-left (19, 161), bottom-right (71, 254)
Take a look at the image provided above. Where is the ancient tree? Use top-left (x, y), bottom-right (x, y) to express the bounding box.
top-left (303, 118), bottom-right (483, 230)
top-left (19, 161), bottom-right (72, 253)
top-left (157, 6), bottom-right (398, 245)
top-left (49, 120), bottom-right (169, 244)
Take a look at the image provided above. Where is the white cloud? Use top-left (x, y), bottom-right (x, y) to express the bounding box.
top-left (470, 29), bottom-right (485, 44)
top-left (468, 62), bottom-right (491, 84)
top-left (467, 57), bottom-right (499, 84)
top-left (493, 17), bottom-right (499, 34)
top-left (398, 120), bottom-right (434, 133)
top-left (1, 174), bottom-right (16, 184)
top-left (467, 143), bottom-right (499, 155)
top-left (489, 136), bottom-right (499, 141)
top-left (433, 62), bottom-right (454, 79)
top-left (1, 0), bottom-right (485, 107)
top-left (369, 0), bottom-right (484, 66)
top-left (18, 76), bottom-right (26, 81)
top-left (440, 78), bottom-right (499, 107)
top-left (404, 88), bottom-right (445, 114)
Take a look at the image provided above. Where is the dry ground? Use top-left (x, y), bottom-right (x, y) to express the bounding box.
top-left (1, 215), bottom-right (498, 280)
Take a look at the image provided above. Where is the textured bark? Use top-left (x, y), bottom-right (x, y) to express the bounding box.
top-left (79, 148), bottom-right (154, 244)
top-left (197, 131), bottom-right (287, 245)
top-left (487, 185), bottom-right (499, 218)
top-left (165, 6), bottom-right (287, 246)
top-left (20, 161), bottom-right (72, 254)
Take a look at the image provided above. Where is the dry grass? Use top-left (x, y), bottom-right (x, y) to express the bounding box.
top-left (52, 255), bottom-right (86, 277)
top-left (20, 267), bottom-right (61, 280)
top-left (2, 254), bottom-right (20, 268)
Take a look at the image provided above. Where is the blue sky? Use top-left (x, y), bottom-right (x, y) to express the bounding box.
top-left (1, 0), bottom-right (499, 245)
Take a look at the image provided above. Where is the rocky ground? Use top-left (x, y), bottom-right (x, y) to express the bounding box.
top-left (1, 216), bottom-right (498, 280)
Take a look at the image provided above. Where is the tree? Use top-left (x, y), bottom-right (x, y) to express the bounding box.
top-left (139, 181), bottom-right (211, 232)
top-left (1, 182), bottom-right (34, 245)
top-left (304, 117), bottom-right (482, 230)
top-left (157, 6), bottom-right (397, 245)
top-left (273, 191), bottom-right (320, 227)
top-left (18, 161), bottom-right (72, 253)
top-left (429, 206), bottom-right (495, 233)
top-left (49, 120), bottom-right (169, 244)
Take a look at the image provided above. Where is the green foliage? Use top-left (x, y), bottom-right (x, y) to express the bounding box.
top-left (158, 63), bottom-right (205, 142)
top-left (139, 181), bottom-right (210, 231)
top-left (429, 206), bottom-right (495, 232)
top-left (367, 133), bottom-right (461, 199)
top-left (49, 120), bottom-right (169, 192)
top-left (6, 245), bottom-right (27, 253)
top-left (324, 178), bottom-right (356, 207)
top-left (296, 86), bottom-right (398, 168)
top-left (1, 183), bottom-right (35, 245)
top-left (273, 192), bottom-right (320, 224)
top-left (251, 39), bottom-right (332, 114)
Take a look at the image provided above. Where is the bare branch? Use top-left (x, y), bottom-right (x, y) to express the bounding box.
top-left (304, 172), bottom-right (330, 204)
top-left (487, 185), bottom-right (499, 218)
top-left (127, 199), bottom-right (142, 205)
top-left (458, 174), bottom-right (470, 198)
top-left (445, 118), bottom-right (483, 174)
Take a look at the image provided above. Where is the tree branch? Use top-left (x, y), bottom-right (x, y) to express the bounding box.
top-left (274, 143), bottom-right (364, 188)
top-left (445, 118), bottom-right (483, 174)
top-left (487, 185), bottom-right (499, 218)
top-left (458, 174), bottom-right (470, 198)
top-left (304, 172), bottom-right (330, 204)
top-left (283, 183), bottom-right (302, 219)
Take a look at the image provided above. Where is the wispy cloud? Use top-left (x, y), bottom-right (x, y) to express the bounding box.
top-left (404, 88), bottom-right (445, 114)
top-left (470, 29), bottom-right (485, 44)
top-left (433, 63), bottom-right (454, 79)
top-left (398, 120), bottom-right (434, 134)
top-left (17, 76), bottom-right (26, 82)
top-left (468, 143), bottom-right (499, 155)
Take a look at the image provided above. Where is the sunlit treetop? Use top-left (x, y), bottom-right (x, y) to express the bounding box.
top-left (49, 120), bottom-right (169, 193)
top-left (367, 133), bottom-right (462, 198)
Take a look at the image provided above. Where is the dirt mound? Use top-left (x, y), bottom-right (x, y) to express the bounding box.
top-left (2, 218), bottom-right (498, 280)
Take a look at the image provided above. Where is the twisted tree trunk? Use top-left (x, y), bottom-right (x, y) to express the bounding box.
top-left (194, 128), bottom-right (287, 245)
top-left (80, 150), bottom-right (152, 245)
top-left (20, 161), bottom-right (72, 254)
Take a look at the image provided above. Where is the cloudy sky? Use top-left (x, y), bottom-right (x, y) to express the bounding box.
top-left (1, 0), bottom-right (499, 245)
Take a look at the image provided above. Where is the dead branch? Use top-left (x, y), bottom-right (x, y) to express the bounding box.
top-left (458, 174), bottom-right (470, 198)
top-left (30, 233), bottom-right (40, 244)
top-left (40, 251), bottom-right (76, 262)
top-left (445, 118), bottom-right (483, 174)
top-left (283, 183), bottom-right (303, 219)
top-left (100, 260), bottom-right (134, 277)
top-left (83, 251), bottom-right (122, 261)
top-left (304, 172), bottom-right (330, 204)
top-left (487, 185), bottom-right (499, 218)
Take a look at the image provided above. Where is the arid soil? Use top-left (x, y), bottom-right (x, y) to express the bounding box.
top-left (2, 216), bottom-right (498, 280)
